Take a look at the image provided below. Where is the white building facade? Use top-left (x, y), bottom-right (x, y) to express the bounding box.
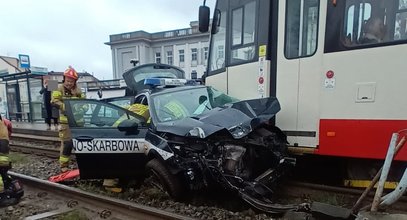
top-left (106, 21), bottom-right (210, 80)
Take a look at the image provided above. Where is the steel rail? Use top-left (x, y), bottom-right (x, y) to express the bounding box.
top-left (10, 144), bottom-right (60, 158)
top-left (9, 172), bottom-right (195, 220)
top-left (12, 133), bottom-right (59, 142)
top-left (285, 181), bottom-right (407, 213)
top-left (11, 141), bottom-right (407, 205)
top-left (10, 133), bottom-right (407, 214)
top-left (288, 181), bottom-right (407, 202)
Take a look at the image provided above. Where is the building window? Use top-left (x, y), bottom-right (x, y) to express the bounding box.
top-left (191, 70), bottom-right (197, 79)
top-left (218, 45), bottom-right (224, 58)
top-left (164, 31), bottom-right (174, 37)
top-left (191, 48), bottom-right (198, 61)
top-left (121, 33), bottom-right (131, 39)
top-left (178, 30), bottom-right (187, 36)
top-left (167, 51), bottom-right (173, 65)
top-left (155, 52), bottom-right (161, 63)
top-left (179, 50), bottom-right (185, 62)
top-left (204, 47), bottom-right (209, 60)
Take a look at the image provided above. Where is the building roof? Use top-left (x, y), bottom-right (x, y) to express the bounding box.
top-left (106, 21), bottom-right (209, 45)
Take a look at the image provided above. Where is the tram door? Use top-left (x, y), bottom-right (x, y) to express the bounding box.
top-left (276, 0), bottom-right (321, 148)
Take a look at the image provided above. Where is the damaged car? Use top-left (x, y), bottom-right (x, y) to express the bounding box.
top-left (63, 64), bottom-right (296, 213)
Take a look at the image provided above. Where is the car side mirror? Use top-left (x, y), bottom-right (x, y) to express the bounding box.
top-left (199, 5), bottom-right (210, 33)
top-left (118, 119), bottom-right (139, 133)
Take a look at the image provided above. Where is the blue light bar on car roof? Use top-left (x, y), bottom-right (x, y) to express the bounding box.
top-left (144, 78), bottom-right (188, 87)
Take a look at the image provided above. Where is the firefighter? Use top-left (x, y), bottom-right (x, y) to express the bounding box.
top-left (105, 102), bottom-right (150, 193)
top-left (51, 66), bottom-right (86, 173)
top-left (0, 115), bottom-right (16, 207)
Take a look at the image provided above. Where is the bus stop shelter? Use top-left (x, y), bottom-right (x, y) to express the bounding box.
top-left (0, 70), bottom-right (45, 122)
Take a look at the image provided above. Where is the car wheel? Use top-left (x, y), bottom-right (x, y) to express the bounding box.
top-left (145, 159), bottom-right (184, 200)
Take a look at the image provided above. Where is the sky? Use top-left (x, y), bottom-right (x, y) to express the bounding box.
top-left (0, 0), bottom-right (215, 80)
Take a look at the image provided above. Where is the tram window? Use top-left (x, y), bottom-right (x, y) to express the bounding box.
top-left (285, 0), bottom-right (320, 59)
top-left (209, 10), bottom-right (227, 72)
top-left (395, 11), bottom-right (407, 40)
top-left (230, 1), bottom-right (256, 64)
top-left (395, 0), bottom-right (407, 40)
top-left (232, 8), bottom-right (243, 45)
top-left (342, 0), bottom-right (407, 46)
top-left (401, 0), bottom-right (407, 9)
top-left (344, 3), bottom-right (371, 45)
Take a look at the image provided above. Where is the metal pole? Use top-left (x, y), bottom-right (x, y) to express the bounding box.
top-left (352, 136), bottom-right (406, 213)
top-left (380, 167), bottom-right (407, 206)
top-left (371, 133), bottom-right (398, 211)
top-left (5, 81), bottom-right (9, 119)
top-left (26, 73), bottom-right (33, 122)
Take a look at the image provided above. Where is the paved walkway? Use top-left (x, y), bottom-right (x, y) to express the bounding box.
top-left (11, 121), bottom-right (59, 136)
top-left (12, 121), bottom-right (50, 131)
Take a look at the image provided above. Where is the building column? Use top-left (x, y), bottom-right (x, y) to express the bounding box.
top-left (113, 48), bottom-right (118, 79)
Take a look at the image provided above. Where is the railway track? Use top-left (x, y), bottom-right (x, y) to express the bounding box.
top-left (10, 132), bottom-right (60, 158)
top-left (8, 171), bottom-right (194, 220)
top-left (9, 132), bottom-right (407, 218)
top-left (10, 142), bottom-right (407, 212)
top-left (11, 143), bottom-right (60, 158)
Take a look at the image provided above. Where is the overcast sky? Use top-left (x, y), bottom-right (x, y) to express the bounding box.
top-left (0, 0), bottom-right (215, 80)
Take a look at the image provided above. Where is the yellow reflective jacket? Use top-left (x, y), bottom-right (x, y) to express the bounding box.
top-left (51, 85), bottom-right (86, 124)
top-left (0, 119), bottom-right (10, 168)
top-left (113, 103), bottom-right (150, 127)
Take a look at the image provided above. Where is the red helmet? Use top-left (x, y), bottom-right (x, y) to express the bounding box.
top-left (63, 66), bottom-right (78, 80)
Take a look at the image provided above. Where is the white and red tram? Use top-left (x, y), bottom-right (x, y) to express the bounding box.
top-left (199, 0), bottom-right (407, 185)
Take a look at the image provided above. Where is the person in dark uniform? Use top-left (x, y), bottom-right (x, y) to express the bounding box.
top-left (40, 79), bottom-right (59, 130)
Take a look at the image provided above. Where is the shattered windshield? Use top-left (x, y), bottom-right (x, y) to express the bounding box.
top-left (151, 86), bottom-right (239, 122)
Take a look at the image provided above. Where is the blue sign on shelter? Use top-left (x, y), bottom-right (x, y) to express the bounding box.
top-left (19, 54), bottom-right (30, 68)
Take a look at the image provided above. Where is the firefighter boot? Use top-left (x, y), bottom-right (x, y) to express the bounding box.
top-left (59, 155), bottom-right (70, 173)
top-left (103, 179), bottom-right (122, 193)
top-left (0, 174), bottom-right (19, 207)
top-left (0, 192), bottom-right (18, 207)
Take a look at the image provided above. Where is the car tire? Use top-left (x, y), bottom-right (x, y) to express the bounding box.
top-left (146, 159), bottom-right (184, 200)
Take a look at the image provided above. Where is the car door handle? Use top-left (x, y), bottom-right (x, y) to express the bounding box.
top-left (76, 136), bottom-right (94, 142)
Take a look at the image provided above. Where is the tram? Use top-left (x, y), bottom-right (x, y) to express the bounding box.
top-left (199, 0), bottom-right (407, 186)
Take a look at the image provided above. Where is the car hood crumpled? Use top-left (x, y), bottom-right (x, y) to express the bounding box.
top-left (154, 97), bottom-right (281, 139)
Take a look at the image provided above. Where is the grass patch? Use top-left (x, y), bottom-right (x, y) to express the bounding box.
top-left (9, 152), bottom-right (30, 164)
top-left (57, 210), bottom-right (88, 220)
top-left (75, 180), bottom-right (104, 192)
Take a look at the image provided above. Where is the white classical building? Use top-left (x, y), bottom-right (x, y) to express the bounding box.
top-left (106, 21), bottom-right (210, 80)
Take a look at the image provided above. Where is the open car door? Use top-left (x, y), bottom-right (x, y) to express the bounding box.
top-left (64, 99), bottom-right (148, 179)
